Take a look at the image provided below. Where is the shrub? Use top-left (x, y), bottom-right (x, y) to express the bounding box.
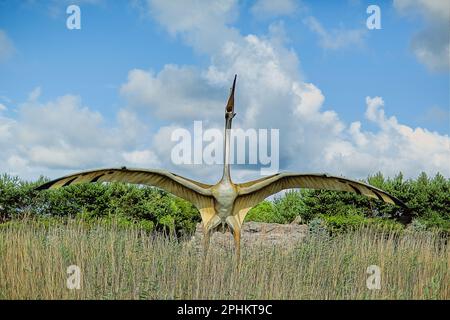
top-left (0, 175), bottom-right (200, 237)
top-left (273, 190), bottom-right (309, 223)
top-left (246, 190), bottom-right (315, 224)
top-left (245, 201), bottom-right (277, 223)
top-left (321, 211), bottom-right (366, 234)
top-left (409, 219), bottom-right (427, 232)
top-left (308, 217), bottom-right (329, 238)
top-left (0, 171), bottom-right (448, 234)
top-left (301, 172), bottom-right (449, 232)
top-left (320, 210), bottom-right (405, 235)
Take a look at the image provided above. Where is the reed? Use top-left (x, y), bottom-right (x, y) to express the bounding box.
top-left (0, 219), bottom-right (448, 299)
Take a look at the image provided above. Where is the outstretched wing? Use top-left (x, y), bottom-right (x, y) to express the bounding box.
top-left (36, 167), bottom-right (217, 226)
top-left (232, 172), bottom-right (407, 225)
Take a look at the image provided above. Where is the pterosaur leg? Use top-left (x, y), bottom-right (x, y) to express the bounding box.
top-left (225, 215), bottom-right (242, 263)
top-left (201, 215), bottom-right (221, 258)
top-left (203, 228), bottom-right (211, 258)
top-left (232, 227), bottom-right (241, 263)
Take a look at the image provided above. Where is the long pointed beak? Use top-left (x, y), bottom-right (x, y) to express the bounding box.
top-left (226, 74), bottom-right (237, 113)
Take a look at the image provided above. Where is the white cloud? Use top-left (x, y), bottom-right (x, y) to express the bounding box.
top-left (251, 0), bottom-right (298, 18)
top-left (145, 0), bottom-right (241, 54)
top-left (0, 116), bottom-right (15, 145)
top-left (116, 109), bottom-right (149, 143)
top-left (122, 150), bottom-right (160, 167)
top-left (118, 0), bottom-right (449, 181)
top-left (120, 65), bottom-right (224, 122)
top-left (327, 96), bottom-right (450, 177)
top-left (150, 123), bottom-right (227, 183)
top-left (0, 89), bottom-right (159, 178)
top-left (410, 25), bottom-right (450, 72)
top-left (0, 30), bottom-right (15, 62)
top-left (4, 0), bottom-right (449, 182)
top-left (393, 0), bottom-right (450, 72)
top-left (17, 95), bottom-right (106, 149)
top-left (0, 103), bottom-right (7, 112)
top-left (394, 0), bottom-right (449, 21)
top-left (303, 16), bottom-right (366, 50)
top-left (28, 86), bottom-right (42, 101)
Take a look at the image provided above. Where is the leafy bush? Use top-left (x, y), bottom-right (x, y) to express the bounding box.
top-left (302, 172), bottom-right (449, 233)
top-left (245, 201), bottom-right (277, 223)
top-left (0, 171), bottom-right (448, 234)
top-left (308, 217), bottom-right (328, 238)
top-left (246, 191), bottom-right (314, 224)
top-left (364, 217), bottom-right (405, 233)
top-left (320, 211), bottom-right (404, 234)
top-left (0, 176), bottom-right (200, 236)
top-left (273, 190), bottom-right (309, 223)
top-left (320, 211), bottom-right (367, 234)
top-left (409, 219), bottom-right (427, 232)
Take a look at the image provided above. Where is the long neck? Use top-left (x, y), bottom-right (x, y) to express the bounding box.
top-left (221, 115), bottom-right (233, 182)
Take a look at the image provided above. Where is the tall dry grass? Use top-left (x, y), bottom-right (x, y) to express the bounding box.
top-left (0, 219), bottom-right (448, 299)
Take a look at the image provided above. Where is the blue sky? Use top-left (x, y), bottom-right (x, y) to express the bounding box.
top-left (0, 0), bottom-right (449, 181)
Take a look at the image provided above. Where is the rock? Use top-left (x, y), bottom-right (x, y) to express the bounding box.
top-left (187, 221), bottom-right (309, 251)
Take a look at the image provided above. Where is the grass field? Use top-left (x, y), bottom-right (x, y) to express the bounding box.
top-left (0, 219), bottom-right (448, 299)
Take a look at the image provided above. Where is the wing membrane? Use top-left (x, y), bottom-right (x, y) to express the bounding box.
top-left (234, 172), bottom-right (406, 225)
top-left (36, 168), bottom-right (214, 210)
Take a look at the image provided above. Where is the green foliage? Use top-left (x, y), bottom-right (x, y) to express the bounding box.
top-left (302, 172), bottom-right (449, 233)
top-left (0, 175), bottom-right (200, 236)
top-left (246, 191), bottom-right (312, 224)
top-left (0, 174), bottom-right (46, 222)
top-left (308, 217), bottom-right (328, 238)
top-left (0, 171), bottom-right (448, 234)
top-left (364, 217), bottom-right (405, 233)
top-left (417, 212), bottom-right (450, 232)
top-left (320, 211), bottom-right (404, 234)
top-left (245, 200), bottom-right (277, 222)
top-left (320, 211), bottom-right (367, 234)
top-left (273, 190), bottom-right (309, 222)
top-left (246, 172), bottom-right (449, 233)
top-left (409, 219), bottom-right (427, 232)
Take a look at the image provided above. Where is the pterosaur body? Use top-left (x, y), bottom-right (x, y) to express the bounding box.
top-left (37, 75), bottom-right (407, 258)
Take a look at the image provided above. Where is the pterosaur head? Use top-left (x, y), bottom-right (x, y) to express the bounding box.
top-left (225, 74), bottom-right (237, 119)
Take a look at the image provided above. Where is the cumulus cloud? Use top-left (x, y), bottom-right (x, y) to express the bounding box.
top-left (4, 0), bottom-right (449, 182)
top-left (119, 0), bottom-right (449, 181)
top-left (0, 88), bottom-right (159, 178)
top-left (0, 30), bottom-right (15, 62)
top-left (394, 0), bottom-right (449, 21)
top-left (327, 97), bottom-right (450, 177)
top-left (303, 16), bottom-right (366, 50)
top-left (146, 0), bottom-right (241, 54)
top-left (251, 0), bottom-right (298, 19)
top-left (393, 0), bottom-right (450, 72)
top-left (120, 65), bottom-right (224, 122)
top-left (150, 124), bottom-right (224, 183)
top-left (122, 150), bottom-right (160, 167)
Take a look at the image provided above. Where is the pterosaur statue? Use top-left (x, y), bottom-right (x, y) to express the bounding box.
top-left (37, 75), bottom-right (407, 259)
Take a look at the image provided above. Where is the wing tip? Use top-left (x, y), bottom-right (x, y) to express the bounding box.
top-left (393, 196), bottom-right (408, 208)
top-left (35, 182), bottom-right (54, 191)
